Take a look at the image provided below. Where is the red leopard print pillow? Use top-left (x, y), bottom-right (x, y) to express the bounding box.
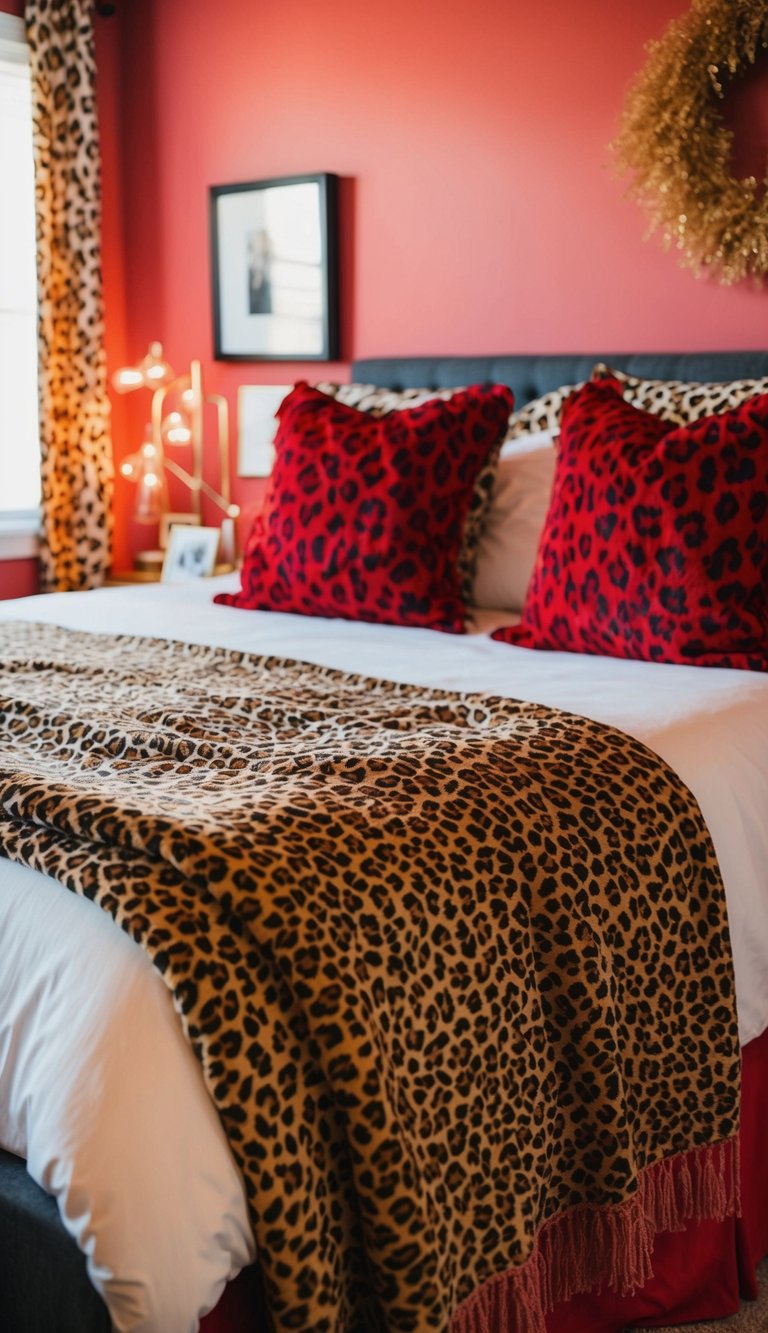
top-left (493, 379), bottom-right (768, 670)
top-left (216, 380), bottom-right (513, 631)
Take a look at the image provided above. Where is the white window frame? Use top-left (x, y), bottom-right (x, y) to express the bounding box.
top-left (0, 12), bottom-right (40, 561)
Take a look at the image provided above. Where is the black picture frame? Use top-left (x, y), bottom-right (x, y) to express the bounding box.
top-left (209, 173), bottom-right (339, 362)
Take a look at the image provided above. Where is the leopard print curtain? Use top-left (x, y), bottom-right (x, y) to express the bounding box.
top-left (26, 0), bottom-right (113, 592)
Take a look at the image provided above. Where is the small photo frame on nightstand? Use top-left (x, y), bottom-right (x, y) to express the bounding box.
top-left (161, 525), bottom-right (220, 583)
top-left (159, 511), bottom-right (200, 549)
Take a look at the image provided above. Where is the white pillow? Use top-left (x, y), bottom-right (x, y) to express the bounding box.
top-left (472, 429), bottom-right (556, 613)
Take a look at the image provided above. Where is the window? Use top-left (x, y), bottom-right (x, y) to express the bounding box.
top-left (0, 13), bottom-right (40, 558)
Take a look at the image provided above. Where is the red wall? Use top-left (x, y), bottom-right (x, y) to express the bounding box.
top-left (0, 558), bottom-right (38, 601)
top-left (114, 0), bottom-right (768, 361)
top-left (104, 0), bottom-right (768, 566)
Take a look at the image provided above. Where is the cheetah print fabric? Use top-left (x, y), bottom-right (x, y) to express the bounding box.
top-left (591, 363), bottom-right (768, 426)
top-left (0, 622), bottom-right (740, 1332)
top-left (506, 383), bottom-right (582, 441)
top-left (26, 0), bottom-right (113, 592)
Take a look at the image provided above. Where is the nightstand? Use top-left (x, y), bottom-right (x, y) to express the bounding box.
top-left (104, 564), bottom-right (236, 587)
top-left (104, 569), bottom-right (161, 587)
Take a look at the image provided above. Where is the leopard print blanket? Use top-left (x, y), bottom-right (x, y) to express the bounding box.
top-left (0, 622), bottom-right (741, 1333)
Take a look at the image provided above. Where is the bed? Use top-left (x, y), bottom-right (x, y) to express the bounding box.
top-left (0, 351), bottom-right (767, 1333)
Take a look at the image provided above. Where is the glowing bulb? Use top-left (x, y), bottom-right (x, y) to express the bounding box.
top-left (138, 341), bottom-right (174, 388)
top-left (162, 411), bottom-right (192, 446)
top-left (133, 437), bottom-right (168, 521)
top-left (112, 366), bottom-right (144, 393)
top-left (120, 452), bottom-right (141, 479)
top-left (111, 341), bottom-right (174, 394)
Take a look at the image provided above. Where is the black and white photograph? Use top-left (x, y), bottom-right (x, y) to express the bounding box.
top-left (210, 173), bottom-right (338, 360)
top-left (161, 524), bottom-right (220, 582)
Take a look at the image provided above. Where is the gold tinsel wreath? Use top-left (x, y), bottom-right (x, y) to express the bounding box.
top-left (614, 0), bottom-right (768, 285)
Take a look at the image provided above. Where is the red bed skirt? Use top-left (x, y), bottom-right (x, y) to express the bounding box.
top-left (201, 1025), bottom-right (768, 1333)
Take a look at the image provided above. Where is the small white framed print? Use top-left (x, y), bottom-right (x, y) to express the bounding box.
top-left (238, 384), bottom-right (290, 476)
top-left (161, 525), bottom-right (220, 583)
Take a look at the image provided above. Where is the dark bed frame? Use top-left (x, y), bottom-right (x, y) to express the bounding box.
top-left (3, 348), bottom-right (767, 1331)
top-left (351, 349), bottom-right (768, 402)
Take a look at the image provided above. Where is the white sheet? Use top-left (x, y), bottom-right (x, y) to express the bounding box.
top-left (1, 576), bottom-right (767, 1332)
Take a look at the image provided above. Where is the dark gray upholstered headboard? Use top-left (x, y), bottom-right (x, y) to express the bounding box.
top-left (350, 353), bottom-right (768, 410)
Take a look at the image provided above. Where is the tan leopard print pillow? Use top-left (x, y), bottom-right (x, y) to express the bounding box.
top-left (315, 382), bottom-right (460, 414)
top-left (591, 363), bottom-right (768, 424)
top-left (505, 382), bottom-right (582, 441)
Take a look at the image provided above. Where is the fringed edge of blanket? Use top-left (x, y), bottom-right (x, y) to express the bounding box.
top-left (451, 1136), bottom-right (741, 1333)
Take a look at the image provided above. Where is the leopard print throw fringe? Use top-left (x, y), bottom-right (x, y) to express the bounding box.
top-left (0, 622), bottom-right (741, 1333)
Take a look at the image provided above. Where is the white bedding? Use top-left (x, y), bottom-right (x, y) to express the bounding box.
top-left (1, 575), bottom-right (767, 1333)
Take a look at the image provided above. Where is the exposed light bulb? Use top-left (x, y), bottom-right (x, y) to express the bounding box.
top-left (134, 451), bottom-right (168, 522)
top-left (111, 340), bottom-right (175, 394)
top-left (112, 366), bottom-right (144, 393)
top-left (120, 451), bottom-right (141, 479)
top-left (162, 410), bottom-right (192, 446)
top-left (138, 341), bottom-right (174, 388)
